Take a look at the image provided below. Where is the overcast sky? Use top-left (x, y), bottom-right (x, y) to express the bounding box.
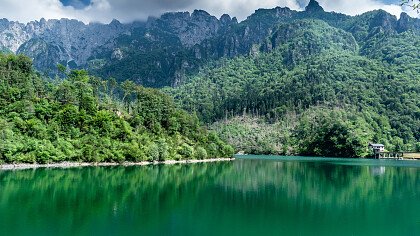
top-left (0, 0), bottom-right (418, 24)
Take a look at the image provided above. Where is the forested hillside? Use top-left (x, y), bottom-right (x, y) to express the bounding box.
top-left (1, 0), bottom-right (418, 159)
top-left (0, 54), bottom-right (233, 164)
top-left (166, 18), bottom-right (420, 157)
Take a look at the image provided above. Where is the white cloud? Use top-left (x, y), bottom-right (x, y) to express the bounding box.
top-left (0, 0), bottom-right (417, 24)
top-left (0, 0), bottom-right (67, 22)
top-left (188, 0), bottom-right (302, 20)
top-left (315, 0), bottom-right (415, 18)
top-left (0, 0), bottom-right (111, 23)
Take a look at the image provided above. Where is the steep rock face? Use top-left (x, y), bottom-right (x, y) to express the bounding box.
top-left (0, 19), bottom-right (31, 52)
top-left (17, 38), bottom-right (66, 72)
top-left (89, 10), bottom-right (239, 87)
top-left (369, 10), bottom-right (398, 32)
top-left (193, 6), bottom-right (296, 60)
top-left (262, 20), bottom-right (358, 66)
top-left (305, 0), bottom-right (324, 13)
top-left (147, 10), bottom-right (224, 47)
top-left (346, 10), bottom-right (412, 42)
top-left (220, 14), bottom-right (238, 28)
top-left (19, 19), bottom-right (129, 68)
top-left (397, 12), bottom-right (420, 33)
top-left (0, 18), bottom-right (130, 73)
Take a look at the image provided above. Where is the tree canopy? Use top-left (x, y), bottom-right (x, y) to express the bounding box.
top-left (0, 53), bottom-right (233, 164)
top-left (166, 19), bottom-right (420, 157)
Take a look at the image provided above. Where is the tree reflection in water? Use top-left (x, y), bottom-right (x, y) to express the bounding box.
top-left (0, 158), bottom-right (419, 235)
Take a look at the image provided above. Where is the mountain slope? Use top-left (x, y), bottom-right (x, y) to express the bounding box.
top-left (77, 3), bottom-right (420, 87)
top-left (165, 18), bottom-right (420, 156)
top-left (0, 0), bottom-right (419, 158)
top-left (0, 1), bottom-right (419, 87)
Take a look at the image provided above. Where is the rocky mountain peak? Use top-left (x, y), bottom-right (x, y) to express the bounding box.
top-left (370, 10), bottom-right (397, 31)
top-left (397, 12), bottom-right (420, 33)
top-left (147, 9), bottom-right (222, 47)
top-left (192, 10), bottom-right (211, 18)
top-left (160, 11), bottom-right (190, 21)
top-left (220, 14), bottom-right (238, 27)
top-left (220, 14), bottom-right (231, 23)
top-left (110, 19), bottom-right (122, 26)
top-left (0, 3), bottom-right (419, 88)
top-left (305, 0), bottom-right (324, 13)
top-left (400, 12), bottom-right (410, 20)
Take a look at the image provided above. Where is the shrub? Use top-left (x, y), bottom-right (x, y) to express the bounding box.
top-left (206, 143), bottom-right (219, 158)
top-left (123, 141), bottom-right (145, 162)
top-left (222, 145), bottom-right (235, 158)
top-left (194, 146), bottom-right (208, 160)
top-left (173, 154), bottom-right (182, 161)
top-left (157, 139), bottom-right (169, 161)
top-left (178, 143), bottom-right (194, 159)
top-left (146, 143), bottom-right (160, 161)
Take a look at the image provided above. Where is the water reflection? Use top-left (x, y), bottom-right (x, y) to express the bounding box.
top-left (0, 158), bottom-right (419, 236)
top-left (370, 166), bottom-right (386, 176)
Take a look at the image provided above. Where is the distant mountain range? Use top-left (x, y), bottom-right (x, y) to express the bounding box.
top-left (0, 0), bottom-right (419, 87)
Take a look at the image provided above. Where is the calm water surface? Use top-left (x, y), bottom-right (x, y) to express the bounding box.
top-left (0, 156), bottom-right (419, 235)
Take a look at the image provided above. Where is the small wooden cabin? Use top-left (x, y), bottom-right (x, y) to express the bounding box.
top-left (368, 143), bottom-right (385, 154)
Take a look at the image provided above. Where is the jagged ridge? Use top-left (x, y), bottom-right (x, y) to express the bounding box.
top-left (0, 0), bottom-right (418, 87)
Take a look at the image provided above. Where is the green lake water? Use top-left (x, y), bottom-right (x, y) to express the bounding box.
top-left (0, 156), bottom-right (419, 235)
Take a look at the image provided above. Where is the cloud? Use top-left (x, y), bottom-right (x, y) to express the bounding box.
top-left (61, 0), bottom-right (91, 9)
top-left (188, 0), bottom-right (302, 20)
top-left (83, 0), bottom-right (303, 23)
top-left (316, 0), bottom-right (405, 17)
top-left (0, 0), bottom-right (67, 22)
top-left (0, 0), bottom-right (417, 24)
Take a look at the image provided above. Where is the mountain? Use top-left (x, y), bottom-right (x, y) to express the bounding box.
top-left (0, 1), bottom-right (419, 87)
top-left (164, 3), bottom-right (420, 157)
top-left (0, 18), bottom-right (130, 73)
top-left (0, 0), bottom-right (419, 158)
top-left (0, 11), bottom-right (236, 85)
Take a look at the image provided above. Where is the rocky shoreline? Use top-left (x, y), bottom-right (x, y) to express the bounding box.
top-left (0, 158), bottom-right (235, 171)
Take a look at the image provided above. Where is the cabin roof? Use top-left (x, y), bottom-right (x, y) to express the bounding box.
top-left (369, 144), bottom-right (384, 147)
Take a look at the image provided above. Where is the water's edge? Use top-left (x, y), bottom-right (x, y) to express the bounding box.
top-left (0, 158), bottom-right (235, 171)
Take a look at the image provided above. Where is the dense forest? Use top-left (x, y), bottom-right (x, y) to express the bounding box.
top-left (166, 19), bottom-right (420, 157)
top-left (1, 2), bottom-right (419, 160)
top-left (0, 53), bottom-right (234, 164)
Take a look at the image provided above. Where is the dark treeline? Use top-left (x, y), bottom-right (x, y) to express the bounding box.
top-left (0, 53), bottom-right (234, 164)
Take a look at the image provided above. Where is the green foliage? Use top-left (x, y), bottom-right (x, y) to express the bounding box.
top-left (262, 20), bottom-right (358, 67)
top-left (90, 27), bottom-right (200, 88)
top-left (222, 145), bottom-right (235, 158)
top-left (178, 143), bottom-right (194, 160)
top-left (0, 53), bottom-right (232, 164)
top-left (194, 146), bottom-right (208, 160)
top-left (294, 108), bottom-right (373, 157)
top-left (211, 116), bottom-right (294, 155)
top-left (167, 19), bottom-right (420, 157)
top-left (146, 143), bottom-right (160, 162)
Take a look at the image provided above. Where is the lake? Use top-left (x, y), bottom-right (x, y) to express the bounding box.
top-left (0, 156), bottom-right (419, 235)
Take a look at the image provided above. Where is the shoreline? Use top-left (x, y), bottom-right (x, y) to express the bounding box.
top-left (235, 154), bottom-right (420, 160)
top-left (0, 158), bottom-right (236, 171)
